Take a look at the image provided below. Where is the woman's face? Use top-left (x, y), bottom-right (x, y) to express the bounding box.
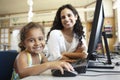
top-left (23, 28), bottom-right (45, 54)
top-left (60, 8), bottom-right (77, 29)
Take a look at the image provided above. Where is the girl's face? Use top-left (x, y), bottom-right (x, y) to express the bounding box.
top-left (60, 8), bottom-right (77, 29)
top-left (23, 28), bottom-right (45, 54)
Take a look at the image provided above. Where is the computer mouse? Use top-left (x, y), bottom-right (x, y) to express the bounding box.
top-left (115, 62), bottom-right (120, 66)
top-left (51, 69), bottom-right (78, 77)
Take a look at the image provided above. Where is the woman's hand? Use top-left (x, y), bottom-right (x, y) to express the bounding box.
top-left (75, 43), bottom-right (86, 52)
top-left (60, 54), bottom-right (76, 63)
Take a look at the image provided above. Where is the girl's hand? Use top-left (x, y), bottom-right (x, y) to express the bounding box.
top-left (48, 61), bottom-right (74, 74)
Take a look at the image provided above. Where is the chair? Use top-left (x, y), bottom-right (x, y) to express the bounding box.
top-left (0, 50), bottom-right (18, 80)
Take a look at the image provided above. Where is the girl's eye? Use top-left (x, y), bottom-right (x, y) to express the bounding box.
top-left (29, 39), bottom-right (34, 42)
top-left (39, 37), bottom-right (43, 41)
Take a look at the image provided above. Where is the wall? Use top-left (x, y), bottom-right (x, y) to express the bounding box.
top-left (0, 0), bottom-right (117, 51)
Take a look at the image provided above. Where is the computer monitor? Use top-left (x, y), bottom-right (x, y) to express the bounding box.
top-left (70, 0), bottom-right (113, 73)
top-left (87, 0), bottom-right (112, 65)
top-left (87, 0), bottom-right (104, 60)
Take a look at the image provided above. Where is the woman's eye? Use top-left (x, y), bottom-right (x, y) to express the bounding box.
top-left (68, 14), bottom-right (71, 17)
top-left (61, 14), bottom-right (71, 19)
top-left (61, 16), bottom-right (65, 19)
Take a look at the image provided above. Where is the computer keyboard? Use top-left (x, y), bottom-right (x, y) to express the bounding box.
top-left (71, 59), bottom-right (85, 67)
top-left (96, 54), bottom-right (105, 58)
top-left (70, 59), bottom-right (87, 74)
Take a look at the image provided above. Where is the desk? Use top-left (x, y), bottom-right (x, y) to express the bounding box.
top-left (21, 66), bottom-right (120, 80)
top-left (21, 57), bottom-right (120, 80)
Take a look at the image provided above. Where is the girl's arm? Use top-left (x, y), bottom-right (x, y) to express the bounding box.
top-left (15, 52), bottom-right (74, 79)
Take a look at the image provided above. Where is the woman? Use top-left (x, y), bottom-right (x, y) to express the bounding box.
top-left (44, 4), bottom-right (88, 62)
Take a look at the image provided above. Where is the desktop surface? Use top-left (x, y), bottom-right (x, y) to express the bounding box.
top-left (21, 56), bottom-right (120, 80)
top-left (21, 67), bottom-right (120, 80)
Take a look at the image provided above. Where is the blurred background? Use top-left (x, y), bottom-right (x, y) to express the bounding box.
top-left (0, 0), bottom-right (119, 54)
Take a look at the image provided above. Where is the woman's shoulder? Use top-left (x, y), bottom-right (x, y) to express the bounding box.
top-left (51, 30), bottom-right (61, 33)
top-left (50, 30), bottom-right (62, 36)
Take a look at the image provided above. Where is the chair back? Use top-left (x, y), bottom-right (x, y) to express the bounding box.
top-left (0, 50), bottom-right (18, 80)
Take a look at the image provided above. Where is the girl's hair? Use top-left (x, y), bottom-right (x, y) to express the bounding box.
top-left (18, 22), bottom-right (44, 51)
top-left (47, 4), bottom-right (84, 43)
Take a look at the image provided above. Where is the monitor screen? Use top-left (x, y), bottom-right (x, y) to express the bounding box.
top-left (87, 0), bottom-right (104, 60)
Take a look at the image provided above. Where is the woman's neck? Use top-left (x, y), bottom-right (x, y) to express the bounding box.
top-left (62, 29), bottom-right (73, 43)
top-left (62, 28), bottom-right (73, 36)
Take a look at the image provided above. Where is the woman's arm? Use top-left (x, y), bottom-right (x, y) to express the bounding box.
top-left (62, 51), bottom-right (87, 59)
top-left (47, 30), bottom-right (64, 61)
top-left (62, 43), bottom-right (87, 59)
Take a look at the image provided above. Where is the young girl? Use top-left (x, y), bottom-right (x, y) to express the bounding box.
top-left (11, 22), bottom-right (74, 79)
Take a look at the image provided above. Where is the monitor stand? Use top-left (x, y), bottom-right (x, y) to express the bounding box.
top-left (87, 32), bottom-right (114, 69)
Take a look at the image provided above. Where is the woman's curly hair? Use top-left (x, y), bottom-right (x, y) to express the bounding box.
top-left (47, 4), bottom-right (84, 44)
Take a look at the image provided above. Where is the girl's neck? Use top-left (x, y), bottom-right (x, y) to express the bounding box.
top-left (25, 49), bottom-right (39, 56)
